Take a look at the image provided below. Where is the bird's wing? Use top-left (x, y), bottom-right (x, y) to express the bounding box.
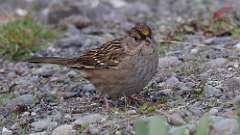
top-left (70, 39), bottom-right (126, 69)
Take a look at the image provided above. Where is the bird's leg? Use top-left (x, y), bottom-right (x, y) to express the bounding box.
top-left (127, 94), bottom-right (144, 105)
top-left (124, 95), bottom-right (129, 111)
top-left (102, 96), bottom-right (111, 111)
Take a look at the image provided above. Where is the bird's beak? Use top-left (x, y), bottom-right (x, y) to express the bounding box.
top-left (147, 35), bottom-right (156, 44)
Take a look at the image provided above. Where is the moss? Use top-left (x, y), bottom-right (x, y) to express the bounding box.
top-left (74, 124), bottom-right (90, 134)
top-left (138, 102), bottom-right (155, 114)
top-left (0, 16), bottom-right (56, 60)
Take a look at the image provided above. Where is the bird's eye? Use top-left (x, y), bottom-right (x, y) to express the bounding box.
top-left (143, 28), bottom-right (152, 37)
top-left (142, 29), bottom-right (149, 36)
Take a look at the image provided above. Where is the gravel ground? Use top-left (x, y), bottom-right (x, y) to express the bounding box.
top-left (0, 0), bottom-right (240, 135)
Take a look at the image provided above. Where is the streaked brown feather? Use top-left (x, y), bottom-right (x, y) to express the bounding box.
top-left (74, 39), bottom-right (125, 69)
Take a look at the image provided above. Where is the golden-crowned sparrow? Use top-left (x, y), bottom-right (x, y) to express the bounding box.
top-left (28, 23), bottom-right (159, 99)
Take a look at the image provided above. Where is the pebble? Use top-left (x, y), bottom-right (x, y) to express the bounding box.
top-left (49, 111), bottom-right (62, 121)
top-left (60, 15), bottom-right (91, 29)
top-left (7, 72), bottom-right (16, 78)
top-left (209, 108), bottom-right (218, 115)
top-left (203, 85), bottom-right (221, 98)
top-left (22, 111), bottom-right (30, 116)
top-left (168, 112), bottom-right (186, 126)
top-left (234, 42), bottom-right (240, 49)
top-left (165, 76), bottom-right (180, 87)
top-left (204, 37), bottom-right (232, 46)
top-left (64, 114), bottom-right (72, 120)
top-left (169, 127), bottom-right (190, 135)
top-left (29, 132), bottom-right (48, 135)
top-left (210, 118), bottom-right (239, 135)
top-left (223, 77), bottom-right (240, 92)
top-left (81, 83), bottom-right (95, 93)
top-left (205, 58), bottom-right (227, 69)
top-left (31, 112), bottom-right (37, 116)
top-left (57, 35), bottom-right (83, 48)
top-left (15, 8), bottom-right (28, 16)
top-left (190, 48), bottom-right (199, 54)
top-left (235, 94), bottom-right (240, 102)
top-left (158, 56), bottom-right (181, 69)
top-left (6, 94), bottom-right (34, 108)
top-left (42, 0), bottom-right (80, 24)
top-left (51, 125), bottom-right (76, 135)
top-left (177, 83), bottom-right (193, 94)
top-left (109, 0), bottom-right (127, 8)
top-left (127, 110), bottom-right (137, 115)
top-left (73, 113), bottom-right (106, 125)
top-left (188, 107), bottom-right (202, 117)
top-left (67, 70), bottom-right (78, 78)
top-left (2, 127), bottom-right (12, 135)
top-left (31, 119), bottom-right (58, 132)
top-left (32, 65), bottom-right (56, 77)
top-left (88, 125), bottom-right (100, 135)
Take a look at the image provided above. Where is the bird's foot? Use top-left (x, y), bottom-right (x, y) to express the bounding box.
top-left (127, 95), bottom-right (144, 104)
top-left (102, 97), bottom-right (112, 112)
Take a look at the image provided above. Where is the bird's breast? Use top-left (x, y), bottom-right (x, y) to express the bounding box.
top-left (83, 48), bottom-right (158, 98)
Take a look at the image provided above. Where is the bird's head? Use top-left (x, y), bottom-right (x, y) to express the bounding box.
top-left (128, 23), bottom-right (152, 40)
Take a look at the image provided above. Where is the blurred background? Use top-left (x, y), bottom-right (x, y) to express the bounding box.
top-left (0, 0), bottom-right (240, 135)
top-left (0, 0), bottom-right (239, 58)
top-left (0, 0), bottom-right (239, 22)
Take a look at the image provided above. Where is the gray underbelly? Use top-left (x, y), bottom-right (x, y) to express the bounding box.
top-left (107, 54), bottom-right (158, 97)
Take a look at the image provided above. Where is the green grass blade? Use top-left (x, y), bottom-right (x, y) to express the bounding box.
top-left (171, 127), bottom-right (185, 135)
top-left (196, 113), bottom-right (209, 135)
top-left (135, 120), bottom-right (149, 135)
top-left (149, 116), bottom-right (168, 135)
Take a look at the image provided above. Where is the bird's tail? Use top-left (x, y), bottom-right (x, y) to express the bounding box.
top-left (27, 57), bottom-right (75, 65)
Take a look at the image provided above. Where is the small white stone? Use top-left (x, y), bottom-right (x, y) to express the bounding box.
top-left (115, 130), bottom-right (121, 135)
top-left (127, 110), bottom-right (137, 115)
top-left (113, 60), bottom-right (119, 63)
top-left (22, 111), bottom-right (30, 116)
top-left (31, 112), bottom-right (37, 116)
top-left (190, 48), bottom-right (199, 54)
top-left (228, 67), bottom-right (233, 71)
top-left (234, 42), bottom-right (240, 49)
top-left (29, 132), bottom-right (48, 135)
top-left (176, 17), bottom-right (184, 23)
top-left (109, 0), bottom-right (127, 8)
top-left (0, 68), bottom-right (5, 73)
top-left (2, 127), bottom-right (12, 135)
top-left (51, 125), bottom-right (75, 135)
top-left (64, 114), bottom-right (72, 119)
top-left (25, 0), bottom-right (35, 2)
top-left (209, 108), bottom-right (218, 115)
top-left (31, 119), bottom-right (57, 132)
top-left (73, 114), bottom-right (106, 125)
top-left (89, 0), bottom-right (100, 8)
top-left (15, 8), bottom-right (28, 16)
top-left (233, 63), bottom-right (239, 68)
